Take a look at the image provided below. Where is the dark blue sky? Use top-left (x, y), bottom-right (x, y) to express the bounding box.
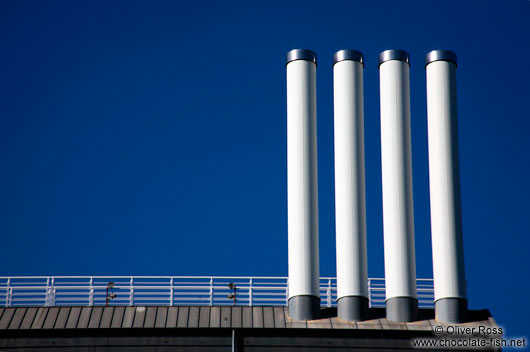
top-left (1, 0), bottom-right (528, 338)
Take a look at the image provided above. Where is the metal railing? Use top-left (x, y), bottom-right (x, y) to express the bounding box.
top-left (0, 276), bottom-right (434, 308)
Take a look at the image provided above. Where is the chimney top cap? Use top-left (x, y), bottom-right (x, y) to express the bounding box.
top-left (378, 49), bottom-right (409, 68)
top-left (425, 50), bottom-right (457, 67)
top-left (333, 50), bottom-right (364, 67)
top-left (286, 49), bottom-right (317, 66)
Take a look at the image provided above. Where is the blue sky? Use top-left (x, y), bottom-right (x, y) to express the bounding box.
top-left (1, 0), bottom-right (529, 338)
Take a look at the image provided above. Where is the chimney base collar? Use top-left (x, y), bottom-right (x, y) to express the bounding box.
top-left (386, 296), bottom-right (418, 322)
top-left (337, 296), bottom-right (369, 321)
top-left (288, 295), bottom-right (320, 321)
top-left (435, 297), bottom-right (468, 323)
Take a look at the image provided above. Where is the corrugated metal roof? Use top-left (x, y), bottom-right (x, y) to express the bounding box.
top-left (0, 306), bottom-right (496, 331)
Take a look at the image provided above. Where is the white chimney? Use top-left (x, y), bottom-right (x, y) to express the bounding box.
top-left (332, 50), bottom-right (369, 321)
top-left (286, 49), bottom-right (320, 320)
top-left (425, 50), bottom-right (467, 323)
top-left (378, 49), bottom-right (418, 322)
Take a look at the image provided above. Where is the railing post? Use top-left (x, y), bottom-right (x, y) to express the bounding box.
top-left (129, 277), bottom-right (134, 306)
top-left (327, 278), bottom-right (332, 307)
top-left (45, 277), bottom-right (50, 307)
top-left (6, 278), bottom-right (11, 307)
top-left (89, 277), bottom-right (94, 306)
top-left (249, 278), bottom-right (253, 307)
top-left (209, 277), bottom-right (213, 306)
top-left (368, 278), bottom-right (372, 308)
top-left (51, 277), bottom-right (56, 306)
top-left (170, 277), bottom-right (174, 306)
top-left (285, 278), bottom-right (289, 306)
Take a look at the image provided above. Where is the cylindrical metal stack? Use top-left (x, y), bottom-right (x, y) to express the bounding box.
top-left (378, 49), bottom-right (418, 322)
top-left (333, 50), bottom-right (369, 321)
top-left (284, 47), bottom-right (468, 324)
top-left (425, 50), bottom-right (467, 323)
top-left (286, 49), bottom-right (320, 321)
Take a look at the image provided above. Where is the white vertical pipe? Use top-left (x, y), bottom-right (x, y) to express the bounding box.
top-left (378, 50), bottom-right (418, 322)
top-left (425, 50), bottom-right (467, 323)
top-left (333, 50), bottom-right (369, 321)
top-left (286, 49), bottom-right (320, 320)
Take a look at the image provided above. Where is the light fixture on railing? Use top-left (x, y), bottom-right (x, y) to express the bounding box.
top-left (227, 282), bottom-right (236, 306)
top-left (106, 282), bottom-right (117, 306)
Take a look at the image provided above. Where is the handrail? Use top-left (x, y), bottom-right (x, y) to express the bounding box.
top-left (0, 276), bottom-right (434, 308)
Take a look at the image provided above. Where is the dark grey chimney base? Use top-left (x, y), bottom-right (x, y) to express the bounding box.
top-left (288, 295), bottom-right (320, 321)
top-left (337, 296), bottom-right (369, 321)
top-left (436, 298), bottom-right (467, 323)
top-left (386, 297), bottom-right (418, 322)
